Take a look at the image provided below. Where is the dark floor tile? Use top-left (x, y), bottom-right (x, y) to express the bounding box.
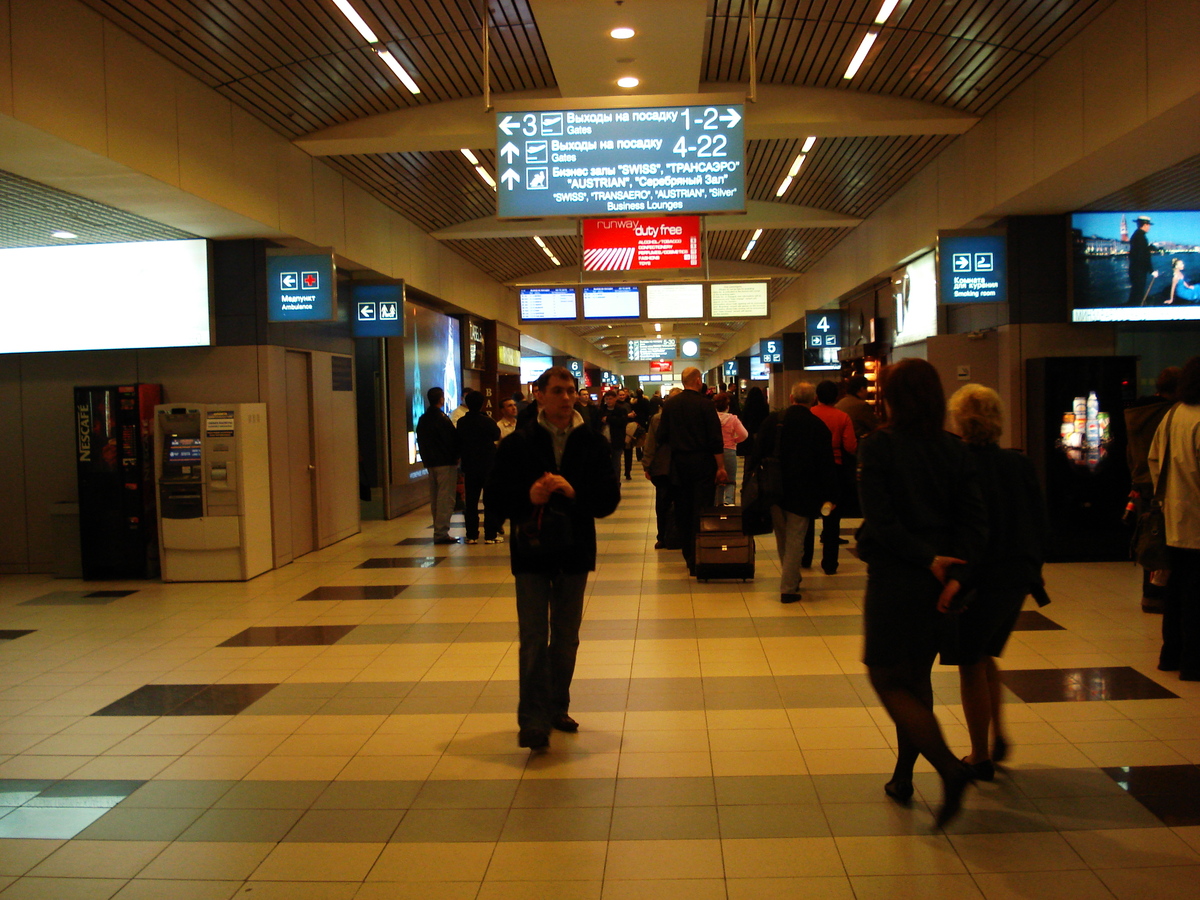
top-left (696, 619), bottom-right (760, 639)
top-left (610, 805), bottom-right (719, 840)
top-left (266, 682), bottom-right (344, 700)
top-left (580, 621), bottom-right (638, 640)
top-left (218, 625), bottom-right (354, 648)
top-left (713, 775), bottom-right (817, 807)
top-left (242, 697), bottom-right (326, 716)
top-left (76, 806), bottom-right (203, 841)
top-left (823, 800), bottom-right (935, 836)
top-left (1010, 767), bottom-right (1132, 799)
top-left (635, 620), bottom-right (697, 639)
top-left (118, 780), bottom-right (236, 809)
top-left (704, 692), bottom-right (784, 710)
top-left (391, 807), bottom-right (508, 842)
top-left (0, 630), bottom-right (35, 641)
top-left (776, 675), bottom-right (865, 708)
top-left (179, 807), bottom-right (305, 842)
top-left (336, 681), bottom-right (415, 699)
top-left (1104, 764), bottom-right (1200, 826)
top-left (394, 696), bottom-right (477, 715)
top-left (20, 591), bottom-right (120, 606)
top-left (406, 681), bottom-right (485, 700)
top-left (171, 683), bottom-right (278, 715)
top-left (0, 780), bottom-right (53, 806)
top-left (217, 626), bottom-right (301, 647)
top-left (513, 778), bottom-right (616, 809)
top-left (0, 806), bottom-right (109, 839)
top-left (285, 808), bottom-right (404, 842)
top-left (411, 780), bottom-right (519, 809)
top-left (811, 774), bottom-right (896, 805)
top-left (336, 625), bottom-right (411, 645)
top-left (499, 806), bottom-right (612, 842)
top-left (313, 781), bottom-right (423, 810)
top-left (568, 693), bottom-right (629, 713)
top-left (1001, 667), bottom-right (1178, 702)
top-left (91, 684), bottom-right (210, 716)
top-left (752, 619), bottom-right (819, 638)
top-left (214, 780), bottom-right (328, 809)
top-left (940, 805), bottom-right (1057, 835)
top-left (366, 552), bottom-right (444, 563)
top-left (84, 590), bottom-right (138, 598)
top-left (1013, 610), bottom-right (1066, 631)
top-left (1032, 793), bottom-right (1165, 830)
top-left (320, 697), bottom-right (404, 716)
top-left (296, 585), bottom-right (408, 601)
top-left (808, 616), bottom-right (864, 636)
top-left (458, 623), bottom-right (519, 642)
top-left (717, 803), bottom-right (831, 838)
top-left (614, 777), bottom-right (715, 807)
top-left (26, 780), bottom-right (145, 808)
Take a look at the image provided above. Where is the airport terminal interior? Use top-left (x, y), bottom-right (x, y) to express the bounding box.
top-left (3, 0), bottom-right (1200, 897)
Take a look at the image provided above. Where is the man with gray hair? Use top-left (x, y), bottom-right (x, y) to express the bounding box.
top-left (747, 381), bottom-right (836, 602)
top-left (657, 367), bottom-right (727, 574)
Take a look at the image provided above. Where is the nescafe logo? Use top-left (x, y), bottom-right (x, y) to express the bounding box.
top-left (77, 404), bottom-right (91, 463)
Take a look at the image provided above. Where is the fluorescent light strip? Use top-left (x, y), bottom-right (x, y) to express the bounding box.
top-left (802, 135), bottom-right (817, 153)
top-left (460, 148), bottom-right (479, 165)
top-left (533, 235), bottom-right (547, 249)
top-left (332, 0), bottom-right (379, 43)
top-left (376, 49), bottom-right (421, 94)
top-left (740, 229), bottom-right (763, 261)
top-left (843, 32), bottom-right (877, 80)
top-left (774, 176), bottom-right (793, 198)
top-left (874, 0), bottom-right (901, 25)
top-left (474, 166), bottom-right (496, 189)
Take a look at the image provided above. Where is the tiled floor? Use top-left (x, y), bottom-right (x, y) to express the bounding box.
top-left (1, 478), bottom-right (1199, 899)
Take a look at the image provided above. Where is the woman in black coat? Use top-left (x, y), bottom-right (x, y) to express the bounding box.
top-left (858, 359), bottom-right (988, 827)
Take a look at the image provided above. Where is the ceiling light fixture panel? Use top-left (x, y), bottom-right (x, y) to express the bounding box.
top-left (843, 32), bottom-right (878, 80)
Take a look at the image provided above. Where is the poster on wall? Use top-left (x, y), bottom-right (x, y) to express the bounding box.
top-left (404, 302), bottom-right (461, 463)
top-left (892, 252), bottom-right (938, 347)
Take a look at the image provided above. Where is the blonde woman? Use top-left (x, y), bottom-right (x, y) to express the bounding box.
top-left (943, 384), bottom-right (1048, 780)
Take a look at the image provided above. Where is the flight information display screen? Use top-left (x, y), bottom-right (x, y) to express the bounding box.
top-left (711, 282), bottom-right (768, 318)
top-left (519, 287), bottom-right (577, 321)
top-left (582, 285), bottom-right (640, 319)
top-left (646, 283), bottom-right (703, 319)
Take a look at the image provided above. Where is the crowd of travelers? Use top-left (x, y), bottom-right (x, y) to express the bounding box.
top-left (412, 353), bottom-right (1200, 826)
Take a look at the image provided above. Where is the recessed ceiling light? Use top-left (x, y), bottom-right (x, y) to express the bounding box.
top-left (617, 76), bottom-right (639, 88)
top-left (843, 32), bottom-right (878, 80)
top-left (611, 27), bottom-right (635, 39)
top-left (376, 48), bottom-right (421, 94)
top-left (52, 231), bottom-right (78, 239)
top-left (874, 0), bottom-right (901, 25)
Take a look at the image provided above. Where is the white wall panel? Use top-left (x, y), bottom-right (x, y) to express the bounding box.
top-left (104, 22), bottom-right (179, 187)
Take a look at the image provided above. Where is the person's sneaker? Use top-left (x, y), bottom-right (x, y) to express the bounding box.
top-left (485, 536), bottom-right (504, 544)
top-left (465, 537), bottom-right (479, 545)
top-left (518, 728), bottom-right (549, 750)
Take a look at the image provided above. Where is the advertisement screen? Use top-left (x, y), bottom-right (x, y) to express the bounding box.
top-left (520, 356), bottom-right (553, 384)
top-left (1071, 211), bottom-right (1200, 322)
top-left (749, 356), bottom-right (770, 380)
top-left (0, 239), bottom-right (211, 353)
top-left (519, 287), bottom-right (577, 321)
top-left (404, 302), bottom-right (461, 442)
top-left (582, 285), bottom-right (640, 319)
top-left (646, 283), bottom-right (703, 319)
top-left (892, 252), bottom-right (938, 346)
top-left (582, 216), bottom-right (701, 270)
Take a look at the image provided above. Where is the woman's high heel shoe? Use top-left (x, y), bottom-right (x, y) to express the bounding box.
top-left (935, 763), bottom-right (974, 829)
top-left (884, 778), bottom-right (914, 805)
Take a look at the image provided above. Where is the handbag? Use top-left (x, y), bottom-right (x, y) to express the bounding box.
top-left (515, 498), bottom-right (574, 558)
top-left (741, 421), bottom-right (784, 535)
top-left (1132, 406), bottom-right (1176, 572)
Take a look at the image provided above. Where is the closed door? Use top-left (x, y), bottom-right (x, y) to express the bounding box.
top-left (285, 350), bottom-right (316, 558)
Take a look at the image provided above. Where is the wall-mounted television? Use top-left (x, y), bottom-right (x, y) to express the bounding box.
top-left (404, 302), bottom-right (461, 436)
top-left (583, 285), bottom-right (640, 319)
top-left (1071, 211), bottom-right (1200, 322)
top-left (892, 252), bottom-right (938, 346)
top-left (749, 356), bottom-right (770, 380)
top-left (519, 356), bottom-right (553, 384)
top-left (0, 239), bottom-right (212, 354)
top-left (519, 287), bottom-right (577, 321)
top-left (711, 281), bottom-right (768, 317)
top-left (646, 283), bottom-right (703, 319)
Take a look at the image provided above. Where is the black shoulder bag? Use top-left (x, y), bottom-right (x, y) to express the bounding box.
top-left (1133, 405), bottom-right (1176, 573)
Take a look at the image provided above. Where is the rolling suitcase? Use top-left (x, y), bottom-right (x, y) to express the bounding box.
top-left (698, 506), bottom-right (744, 535)
top-left (694, 532), bottom-right (755, 582)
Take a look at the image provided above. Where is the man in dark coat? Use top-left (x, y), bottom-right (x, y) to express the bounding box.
top-left (1128, 216), bottom-right (1157, 305)
top-left (415, 386), bottom-right (460, 544)
top-left (748, 381), bottom-right (836, 602)
top-left (456, 391), bottom-right (501, 544)
top-left (486, 367), bottom-right (620, 751)
top-left (657, 367), bottom-right (727, 574)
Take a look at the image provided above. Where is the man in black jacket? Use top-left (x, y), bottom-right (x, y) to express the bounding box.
top-left (748, 381), bottom-right (836, 602)
top-left (456, 391), bottom-right (501, 544)
top-left (415, 386), bottom-right (460, 544)
top-left (486, 367), bottom-right (620, 750)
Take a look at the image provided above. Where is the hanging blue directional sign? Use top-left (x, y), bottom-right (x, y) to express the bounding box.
top-left (267, 251), bottom-right (336, 322)
top-left (352, 284), bottom-right (405, 338)
top-left (495, 102), bottom-right (745, 218)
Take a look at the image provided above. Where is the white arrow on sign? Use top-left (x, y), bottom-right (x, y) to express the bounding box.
top-left (500, 142), bottom-right (520, 163)
top-left (720, 108), bottom-right (742, 128)
top-left (500, 169), bottom-right (521, 189)
top-left (499, 115), bottom-right (519, 135)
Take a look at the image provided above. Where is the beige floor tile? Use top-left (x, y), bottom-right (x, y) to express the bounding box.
top-left (787, 707), bottom-right (876, 728)
top-left (835, 835), bottom-right (967, 877)
top-left (601, 878), bottom-right (726, 900)
top-left (26, 733), bottom-right (124, 755)
top-left (485, 841), bottom-right (607, 882)
top-left (137, 842), bottom-right (274, 881)
top-left (356, 884), bottom-right (480, 900)
top-left (0, 840), bottom-right (66, 877)
top-left (29, 840), bottom-right (166, 879)
top-left (67, 756), bottom-right (175, 780)
top-left (947, 832), bottom-right (1087, 873)
top-left (711, 749), bottom-right (808, 776)
top-left (188, 734), bottom-right (287, 756)
top-left (622, 711), bottom-right (707, 731)
top-left (293, 715), bottom-right (385, 735)
top-left (1061, 828), bottom-right (1200, 869)
top-left (0, 876), bottom-right (128, 899)
top-left (1076, 741), bottom-right (1190, 767)
top-left (368, 843), bottom-right (495, 882)
top-left (726, 876), bottom-right (856, 900)
top-left (803, 748), bottom-right (897, 775)
top-left (225, 882), bottom-right (359, 899)
top-left (619, 730), bottom-right (709, 753)
top-left (106, 734), bottom-right (205, 756)
top-left (0, 756), bottom-right (88, 779)
top-left (972, 870), bottom-right (1117, 900)
top-left (427, 753), bottom-right (529, 780)
top-left (794, 726), bottom-right (890, 750)
top-left (706, 709), bottom-right (792, 729)
top-left (250, 842), bottom-right (383, 882)
top-left (110, 879), bottom-right (241, 899)
top-left (721, 837), bottom-right (845, 879)
top-left (245, 755), bottom-right (350, 780)
top-left (709, 729), bottom-right (798, 752)
top-left (849, 873), bottom-right (984, 900)
top-left (604, 840), bottom-right (724, 881)
top-left (153, 756), bottom-right (261, 780)
top-left (617, 752), bottom-right (712, 779)
top-left (273, 734), bottom-right (370, 756)
top-left (213, 716), bottom-right (307, 736)
top-left (1095, 864), bottom-right (1200, 900)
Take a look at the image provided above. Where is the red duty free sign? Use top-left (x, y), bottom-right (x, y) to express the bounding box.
top-left (582, 216), bottom-right (701, 271)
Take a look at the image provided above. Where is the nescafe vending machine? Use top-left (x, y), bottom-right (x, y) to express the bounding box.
top-left (74, 384), bottom-right (163, 579)
top-left (1025, 357), bottom-right (1137, 562)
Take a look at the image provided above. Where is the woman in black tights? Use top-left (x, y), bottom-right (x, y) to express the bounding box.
top-left (857, 358), bottom-right (988, 827)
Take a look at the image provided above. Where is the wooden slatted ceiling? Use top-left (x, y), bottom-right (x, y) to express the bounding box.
top-left (1082, 152), bottom-right (1200, 213)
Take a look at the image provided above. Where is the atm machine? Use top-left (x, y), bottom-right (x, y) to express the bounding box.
top-left (154, 403), bottom-right (272, 581)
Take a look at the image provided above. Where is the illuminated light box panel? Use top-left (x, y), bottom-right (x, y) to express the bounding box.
top-left (628, 338), bottom-right (677, 361)
top-left (583, 216), bottom-right (701, 271)
top-left (646, 283), bottom-right (703, 319)
top-left (583, 285), bottom-right (640, 319)
top-left (711, 281), bottom-right (768, 318)
top-left (519, 286), bottom-right (578, 322)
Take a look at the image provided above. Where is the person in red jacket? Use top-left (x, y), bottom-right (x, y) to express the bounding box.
top-left (807, 380), bottom-right (858, 573)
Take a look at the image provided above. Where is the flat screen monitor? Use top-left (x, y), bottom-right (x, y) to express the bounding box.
top-left (582, 285), bottom-right (640, 319)
top-left (646, 283), bottom-right (703, 319)
top-left (711, 282), bottom-right (769, 318)
top-left (404, 302), bottom-right (461, 439)
top-left (892, 252), bottom-right (938, 346)
top-left (0, 239), bottom-right (211, 353)
top-left (1071, 211), bottom-right (1200, 321)
top-left (520, 287), bottom-right (577, 321)
top-left (520, 356), bottom-right (553, 384)
top-left (749, 356), bottom-right (770, 380)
